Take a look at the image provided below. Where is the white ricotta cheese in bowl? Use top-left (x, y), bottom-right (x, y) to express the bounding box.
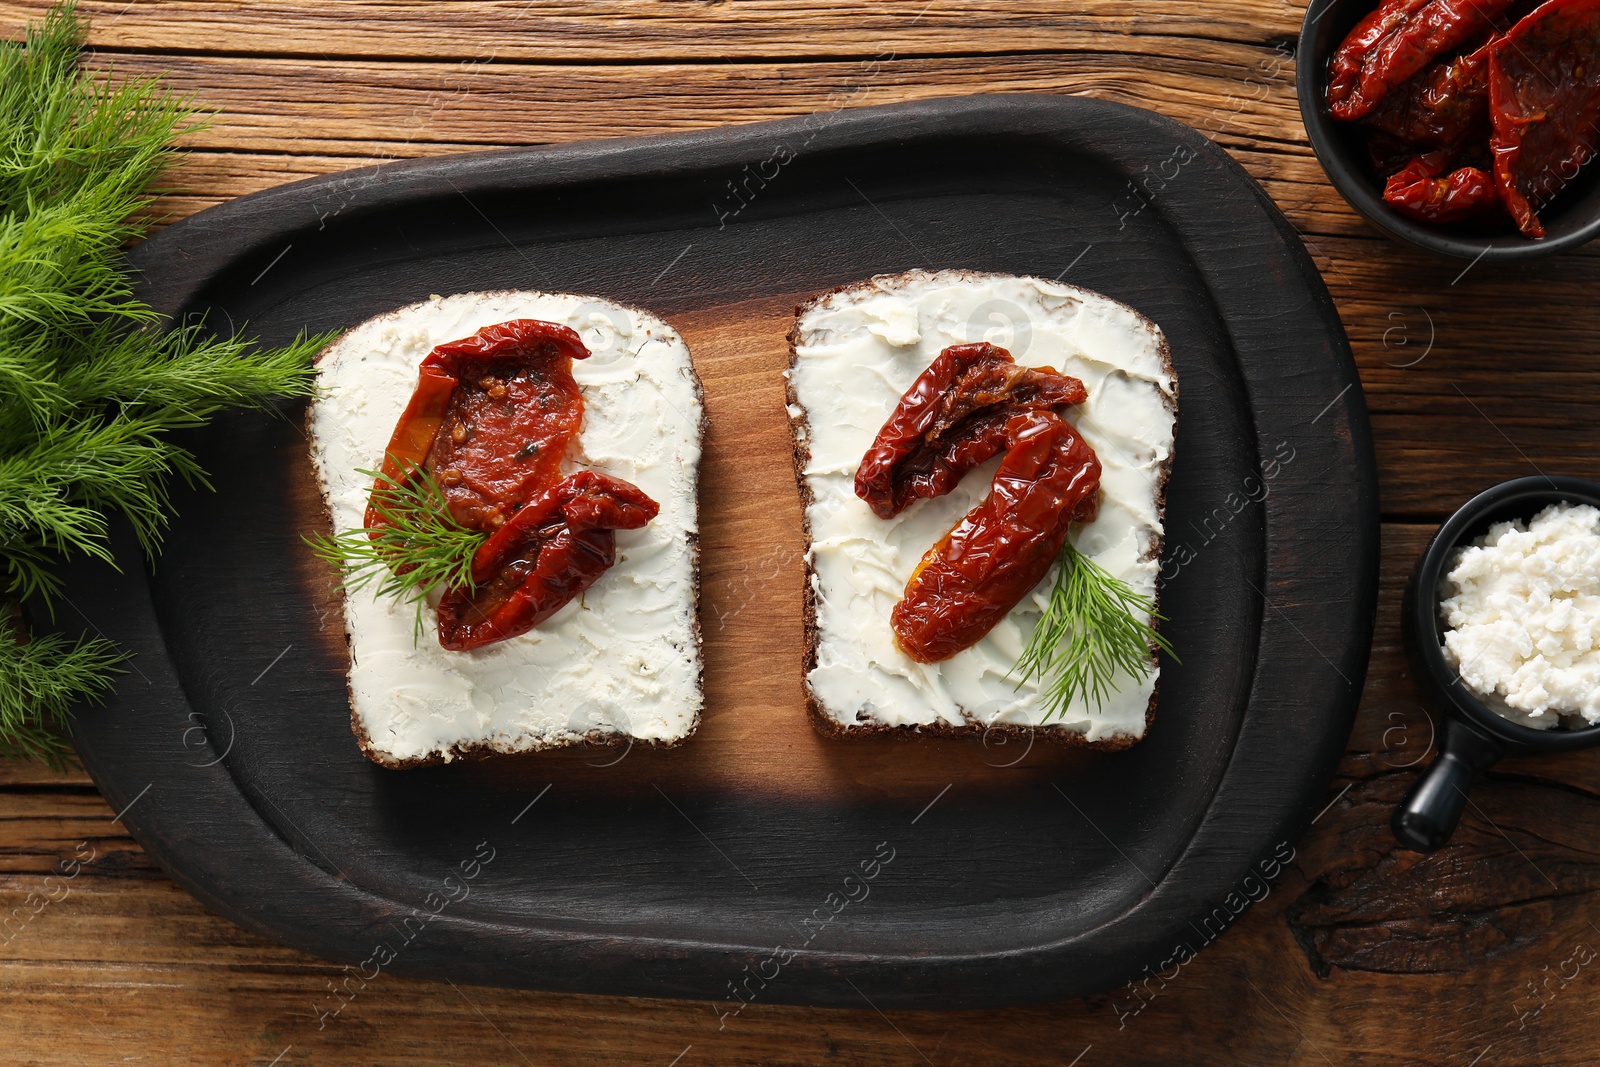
top-left (1439, 502), bottom-right (1600, 729)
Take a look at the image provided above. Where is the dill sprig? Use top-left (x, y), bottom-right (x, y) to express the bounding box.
top-left (0, 617), bottom-right (121, 769)
top-left (1011, 540), bottom-right (1177, 722)
top-left (0, 2), bottom-right (336, 765)
top-left (308, 464), bottom-right (486, 640)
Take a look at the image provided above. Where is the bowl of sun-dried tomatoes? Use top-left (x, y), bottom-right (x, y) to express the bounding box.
top-left (1299, 0), bottom-right (1600, 260)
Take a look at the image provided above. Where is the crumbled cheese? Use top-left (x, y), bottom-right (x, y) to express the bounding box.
top-left (1440, 502), bottom-right (1600, 729)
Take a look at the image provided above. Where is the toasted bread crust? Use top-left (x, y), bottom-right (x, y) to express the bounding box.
top-left (311, 291), bottom-right (707, 769)
top-left (785, 269), bottom-right (1176, 747)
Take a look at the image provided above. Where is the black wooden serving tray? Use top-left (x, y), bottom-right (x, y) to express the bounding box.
top-left (53, 94), bottom-right (1378, 1009)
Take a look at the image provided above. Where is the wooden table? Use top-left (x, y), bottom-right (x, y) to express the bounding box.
top-left (2, 2), bottom-right (1596, 1063)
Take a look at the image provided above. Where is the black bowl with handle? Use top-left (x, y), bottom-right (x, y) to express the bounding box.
top-left (1298, 0), bottom-right (1600, 261)
top-left (1395, 476), bottom-right (1600, 852)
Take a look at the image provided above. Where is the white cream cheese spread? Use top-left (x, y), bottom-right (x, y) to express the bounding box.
top-left (1441, 502), bottom-right (1600, 729)
top-left (310, 291), bottom-right (703, 764)
top-left (787, 270), bottom-right (1177, 741)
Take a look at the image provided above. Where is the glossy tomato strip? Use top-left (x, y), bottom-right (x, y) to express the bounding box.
top-left (367, 318), bottom-right (662, 653)
top-left (1329, 0), bottom-right (1518, 120)
top-left (1363, 37), bottom-right (1496, 153)
top-left (365, 318), bottom-right (591, 537)
top-left (891, 411), bottom-right (1101, 664)
top-left (1329, 0), bottom-right (1430, 119)
top-left (854, 342), bottom-right (1087, 520)
top-left (425, 319), bottom-right (591, 529)
top-left (1383, 154), bottom-right (1501, 221)
top-left (1487, 0), bottom-right (1600, 238)
top-left (436, 471), bottom-right (659, 652)
top-left (365, 363), bottom-right (457, 532)
top-left (1362, 0), bottom-right (1517, 112)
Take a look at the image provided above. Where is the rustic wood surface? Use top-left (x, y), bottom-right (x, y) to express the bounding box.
top-left (0, 1), bottom-right (1595, 1063)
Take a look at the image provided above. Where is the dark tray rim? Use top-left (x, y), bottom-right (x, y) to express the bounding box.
top-left (63, 92), bottom-right (1380, 1009)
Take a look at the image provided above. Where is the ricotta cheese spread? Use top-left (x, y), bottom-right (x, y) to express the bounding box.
top-left (310, 291), bottom-right (704, 764)
top-left (1441, 502), bottom-right (1600, 729)
top-left (787, 270), bottom-right (1177, 741)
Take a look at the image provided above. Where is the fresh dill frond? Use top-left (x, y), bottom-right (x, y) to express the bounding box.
top-left (1011, 540), bottom-right (1177, 722)
top-left (54, 319), bottom-right (326, 418)
top-left (0, 2), bottom-right (200, 423)
top-left (0, 624), bottom-right (123, 769)
top-left (0, 2), bottom-right (338, 764)
top-left (309, 465), bottom-right (487, 641)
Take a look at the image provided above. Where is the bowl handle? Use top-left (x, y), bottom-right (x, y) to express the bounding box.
top-left (1391, 717), bottom-right (1505, 852)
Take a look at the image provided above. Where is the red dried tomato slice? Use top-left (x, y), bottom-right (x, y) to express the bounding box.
top-left (368, 318), bottom-right (662, 652)
top-left (366, 360), bottom-right (459, 535)
top-left (1363, 35), bottom-right (1496, 151)
top-left (1487, 0), bottom-right (1600, 238)
top-left (853, 342), bottom-right (1087, 520)
top-left (891, 410), bottom-right (1101, 664)
top-left (436, 471), bottom-right (659, 652)
top-left (1331, 0), bottom-right (1519, 120)
top-left (421, 319), bottom-right (590, 530)
top-left (1383, 152), bottom-right (1502, 220)
top-left (367, 318), bottom-right (590, 557)
top-left (1331, 0), bottom-right (1432, 119)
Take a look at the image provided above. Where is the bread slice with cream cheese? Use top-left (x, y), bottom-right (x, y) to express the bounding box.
top-left (310, 291), bottom-right (705, 767)
top-left (785, 270), bottom-right (1176, 746)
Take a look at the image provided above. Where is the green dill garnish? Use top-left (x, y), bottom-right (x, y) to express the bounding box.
top-left (0, 613), bottom-right (122, 768)
top-left (308, 464), bottom-right (487, 641)
top-left (0, 2), bottom-right (335, 764)
top-left (1011, 540), bottom-right (1177, 722)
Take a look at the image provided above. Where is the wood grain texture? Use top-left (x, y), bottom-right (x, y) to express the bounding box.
top-left (0, 0), bottom-right (1304, 60)
top-left (0, 0), bottom-right (1595, 1063)
top-left (95, 49), bottom-right (1306, 157)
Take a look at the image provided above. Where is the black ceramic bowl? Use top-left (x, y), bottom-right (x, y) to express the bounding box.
top-left (1298, 0), bottom-right (1600, 261)
top-left (1395, 476), bottom-right (1600, 852)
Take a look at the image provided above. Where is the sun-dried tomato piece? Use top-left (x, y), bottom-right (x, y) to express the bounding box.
top-left (1363, 35), bottom-right (1495, 151)
top-left (891, 410), bottom-right (1102, 664)
top-left (366, 319), bottom-right (590, 536)
top-left (1487, 0), bottom-right (1600, 238)
top-left (368, 319), bottom-right (662, 652)
top-left (422, 319), bottom-right (591, 530)
top-left (1383, 152), bottom-right (1502, 221)
top-left (1331, 0), bottom-right (1519, 120)
top-left (436, 471), bottom-right (659, 652)
top-left (365, 360), bottom-right (458, 535)
top-left (853, 342), bottom-right (1087, 520)
top-left (1331, 0), bottom-right (1432, 119)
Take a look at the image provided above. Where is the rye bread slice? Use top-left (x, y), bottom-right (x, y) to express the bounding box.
top-left (785, 269), bottom-right (1176, 747)
top-left (309, 290), bottom-right (706, 768)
